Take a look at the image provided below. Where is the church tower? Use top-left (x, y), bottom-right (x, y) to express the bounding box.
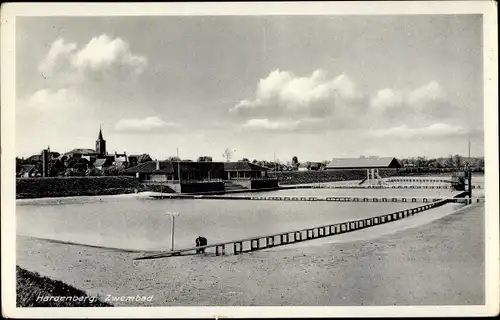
top-left (96, 126), bottom-right (107, 157)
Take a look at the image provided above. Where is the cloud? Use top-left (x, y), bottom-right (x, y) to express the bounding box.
top-left (369, 123), bottom-right (474, 139)
top-left (370, 88), bottom-right (404, 111)
top-left (38, 38), bottom-right (77, 77)
top-left (231, 69), bottom-right (363, 119)
top-left (231, 69), bottom-right (474, 136)
top-left (37, 34), bottom-right (147, 80)
top-left (114, 117), bottom-right (179, 133)
top-left (23, 34), bottom-right (149, 122)
top-left (370, 81), bottom-right (453, 119)
top-left (242, 118), bottom-right (301, 131)
top-left (71, 35), bottom-right (147, 74)
top-left (28, 88), bottom-right (76, 109)
top-left (16, 87), bottom-right (92, 131)
top-left (20, 88), bottom-right (89, 118)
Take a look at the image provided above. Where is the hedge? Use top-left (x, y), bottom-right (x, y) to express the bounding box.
top-left (16, 266), bottom-right (111, 307)
top-left (16, 176), bottom-right (145, 199)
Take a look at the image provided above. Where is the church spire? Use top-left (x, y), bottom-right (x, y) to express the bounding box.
top-left (96, 125), bottom-right (106, 157)
top-left (98, 125), bottom-right (104, 140)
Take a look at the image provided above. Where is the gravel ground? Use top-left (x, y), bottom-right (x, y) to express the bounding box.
top-left (16, 203), bottom-right (484, 306)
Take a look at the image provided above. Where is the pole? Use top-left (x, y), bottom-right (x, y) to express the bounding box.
top-left (274, 151), bottom-right (277, 178)
top-left (468, 140), bottom-right (471, 164)
top-left (171, 215), bottom-right (175, 251)
top-left (176, 148), bottom-right (181, 186)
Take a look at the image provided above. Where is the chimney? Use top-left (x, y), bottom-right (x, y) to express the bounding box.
top-left (156, 160), bottom-right (160, 170)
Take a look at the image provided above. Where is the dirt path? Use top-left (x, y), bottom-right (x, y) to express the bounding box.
top-left (16, 203), bottom-right (484, 306)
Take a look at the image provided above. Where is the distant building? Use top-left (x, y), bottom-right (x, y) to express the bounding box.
top-left (113, 151), bottom-right (128, 168)
top-left (18, 165), bottom-right (39, 177)
top-left (26, 154), bottom-right (42, 164)
top-left (298, 161), bottom-right (322, 171)
top-left (64, 148), bottom-right (98, 159)
top-left (223, 162), bottom-right (269, 179)
top-left (123, 161), bottom-right (269, 182)
top-left (93, 158), bottom-right (114, 170)
top-left (325, 157), bottom-right (401, 170)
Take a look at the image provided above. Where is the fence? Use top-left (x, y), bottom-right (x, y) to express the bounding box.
top-left (149, 193), bottom-right (484, 204)
top-left (143, 179), bottom-right (224, 185)
top-left (385, 178), bottom-right (452, 183)
top-left (290, 184), bottom-right (481, 190)
top-left (136, 198), bottom-right (456, 260)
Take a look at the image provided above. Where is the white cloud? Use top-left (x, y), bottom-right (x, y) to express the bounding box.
top-left (232, 69), bottom-right (471, 135)
top-left (114, 117), bottom-right (179, 133)
top-left (16, 87), bottom-right (92, 133)
top-left (407, 80), bottom-right (447, 109)
top-left (25, 88), bottom-right (85, 112)
top-left (38, 38), bottom-right (77, 77)
top-left (370, 88), bottom-right (404, 111)
top-left (37, 34), bottom-right (147, 81)
top-left (231, 69), bottom-right (362, 119)
top-left (369, 123), bottom-right (470, 138)
top-left (242, 118), bottom-right (301, 131)
top-left (370, 81), bottom-right (450, 113)
top-left (71, 35), bottom-right (147, 74)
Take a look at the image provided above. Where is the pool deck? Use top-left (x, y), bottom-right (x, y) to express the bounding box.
top-left (16, 202), bottom-right (484, 306)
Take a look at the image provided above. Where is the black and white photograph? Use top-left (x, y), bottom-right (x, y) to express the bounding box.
top-left (1, 1), bottom-right (498, 318)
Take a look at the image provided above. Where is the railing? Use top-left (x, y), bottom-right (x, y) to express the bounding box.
top-left (136, 198), bottom-right (459, 260)
top-left (143, 179), bottom-right (224, 185)
top-left (289, 184), bottom-right (480, 189)
top-left (227, 177), bottom-right (278, 181)
top-left (385, 178), bottom-right (453, 183)
top-left (148, 193), bottom-right (484, 204)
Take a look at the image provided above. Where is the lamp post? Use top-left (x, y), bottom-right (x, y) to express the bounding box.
top-left (166, 211), bottom-right (179, 251)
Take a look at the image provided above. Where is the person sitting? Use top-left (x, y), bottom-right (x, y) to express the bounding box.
top-left (195, 236), bottom-right (207, 254)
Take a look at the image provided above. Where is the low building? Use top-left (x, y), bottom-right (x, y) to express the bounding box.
top-left (298, 161), bottom-right (322, 171)
top-left (64, 148), bottom-right (99, 165)
top-left (93, 158), bottom-right (114, 170)
top-left (223, 162), bottom-right (269, 179)
top-left (325, 157), bottom-right (401, 170)
top-left (123, 160), bottom-right (269, 182)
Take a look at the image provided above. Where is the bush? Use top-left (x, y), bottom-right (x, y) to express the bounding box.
top-left (16, 266), bottom-right (111, 307)
top-left (275, 169), bottom-right (400, 185)
top-left (16, 176), bottom-right (144, 199)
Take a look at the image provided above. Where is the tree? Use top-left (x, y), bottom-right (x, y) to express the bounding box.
top-left (415, 156), bottom-right (427, 168)
top-left (167, 156), bottom-right (181, 161)
top-left (103, 166), bottom-right (123, 176)
top-left (16, 158), bottom-right (21, 174)
top-left (241, 158), bottom-right (249, 162)
top-left (222, 148), bottom-right (233, 162)
top-left (453, 154), bottom-right (463, 169)
top-left (444, 155), bottom-right (455, 168)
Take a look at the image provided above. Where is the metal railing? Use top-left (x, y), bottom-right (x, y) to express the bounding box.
top-left (148, 193), bottom-right (484, 204)
top-left (143, 178), bottom-right (224, 185)
top-left (286, 184), bottom-right (480, 189)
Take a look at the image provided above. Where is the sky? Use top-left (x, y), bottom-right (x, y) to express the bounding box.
top-left (15, 15), bottom-right (484, 162)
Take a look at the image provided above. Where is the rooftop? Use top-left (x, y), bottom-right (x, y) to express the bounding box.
top-left (123, 161), bottom-right (269, 174)
top-left (325, 157), bottom-right (401, 169)
top-left (65, 148), bottom-right (98, 156)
